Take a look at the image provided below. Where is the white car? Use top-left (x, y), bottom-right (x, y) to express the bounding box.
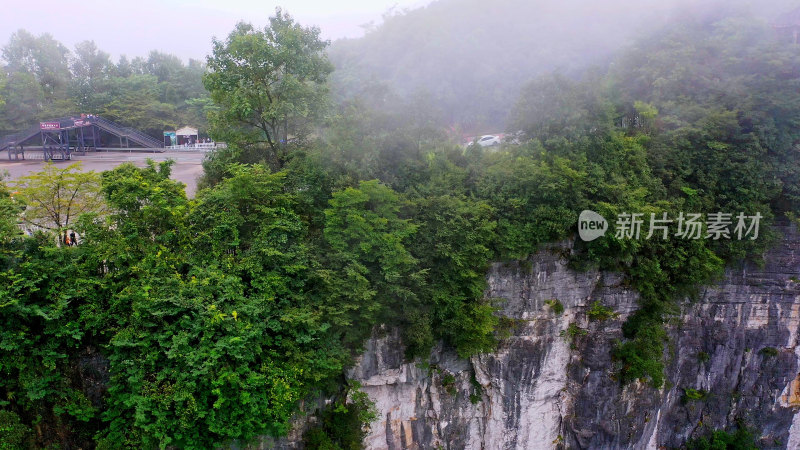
top-left (476, 135), bottom-right (501, 147)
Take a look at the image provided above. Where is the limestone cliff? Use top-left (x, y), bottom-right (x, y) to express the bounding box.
top-left (346, 225), bottom-right (800, 449)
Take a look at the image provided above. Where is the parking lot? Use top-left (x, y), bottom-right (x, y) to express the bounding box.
top-left (0, 150), bottom-right (207, 196)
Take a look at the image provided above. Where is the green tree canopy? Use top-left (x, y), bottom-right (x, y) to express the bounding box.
top-left (204, 8), bottom-right (333, 167)
top-left (2, 29), bottom-right (71, 102)
top-left (13, 162), bottom-right (104, 234)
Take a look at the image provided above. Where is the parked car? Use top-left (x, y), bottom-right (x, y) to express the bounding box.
top-left (463, 134), bottom-right (504, 149)
top-left (476, 134), bottom-right (501, 147)
top-left (464, 134), bottom-right (502, 148)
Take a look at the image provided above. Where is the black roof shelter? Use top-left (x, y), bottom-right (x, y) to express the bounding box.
top-left (1, 115), bottom-right (163, 161)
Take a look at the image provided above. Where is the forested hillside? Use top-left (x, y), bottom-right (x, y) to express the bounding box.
top-left (2, 2), bottom-right (800, 449)
top-left (0, 30), bottom-right (210, 137)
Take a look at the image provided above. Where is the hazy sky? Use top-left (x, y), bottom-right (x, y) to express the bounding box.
top-left (0, 0), bottom-right (431, 62)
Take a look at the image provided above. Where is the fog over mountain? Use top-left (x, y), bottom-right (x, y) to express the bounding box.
top-left (328, 0), bottom-right (800, 132)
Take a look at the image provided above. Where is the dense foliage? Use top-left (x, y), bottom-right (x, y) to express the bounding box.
top-left (3, 3), bottom-right (800, 448)
top-left (303, 382), bottom-right (378, 449)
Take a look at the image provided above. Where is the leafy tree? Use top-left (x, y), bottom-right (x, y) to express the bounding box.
top-left (13, 162), bottom-right (104, 236)
top-left (144, 52), bottom-right (208, 106)
top-left (0, 174), bottom-right (22, 248)
top-left (98, 75), bottom-right (178, 137)
top-left (408, 189), bottom-right (498, 357)
top-left (0, 71), bottom-right (44, 130)
top-left (204, 8), bottom-right (333, 167)
top-left (144, 51), bottom-right (185, 85)
top-left (99, 159), bottom-right (187, 245)
top-left (0, 411), bottom-right (32, 449)
top-left (70, 40), bottom-right (113, 112)
top-left (321, 180), bottom-right (422, 348)
top-left (477, 143), bottom-right (588, 260)
top-left (2, 29), bottom-right (71, 102)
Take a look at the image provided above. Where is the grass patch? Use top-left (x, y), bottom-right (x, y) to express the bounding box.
top-left (560, 322), bottom-right (588, 349)
top-left (759, 347), bottom-right (779, 357)
top-left (586, 301), bottom-right (619, 321)
top-left (683, 387), bottom-right (709, 402)
top-left (545, 299), bottom-right (564, 315)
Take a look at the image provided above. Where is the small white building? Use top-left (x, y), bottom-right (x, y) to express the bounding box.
top-left (175, 126), bottom-right (199, 145)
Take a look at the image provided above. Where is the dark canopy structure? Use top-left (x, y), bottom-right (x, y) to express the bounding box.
top-left (1, 115), bottom-right (163, 161)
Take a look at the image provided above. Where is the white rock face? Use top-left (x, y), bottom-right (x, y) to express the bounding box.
top-left (341, 226), bottom-right (800, 449)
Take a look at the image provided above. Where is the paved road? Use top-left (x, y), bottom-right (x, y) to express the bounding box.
top-left (0, 151), bottom-right (206, 196)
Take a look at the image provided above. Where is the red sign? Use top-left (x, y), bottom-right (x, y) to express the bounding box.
top-left (40, 122), bottom-right (60, 130)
